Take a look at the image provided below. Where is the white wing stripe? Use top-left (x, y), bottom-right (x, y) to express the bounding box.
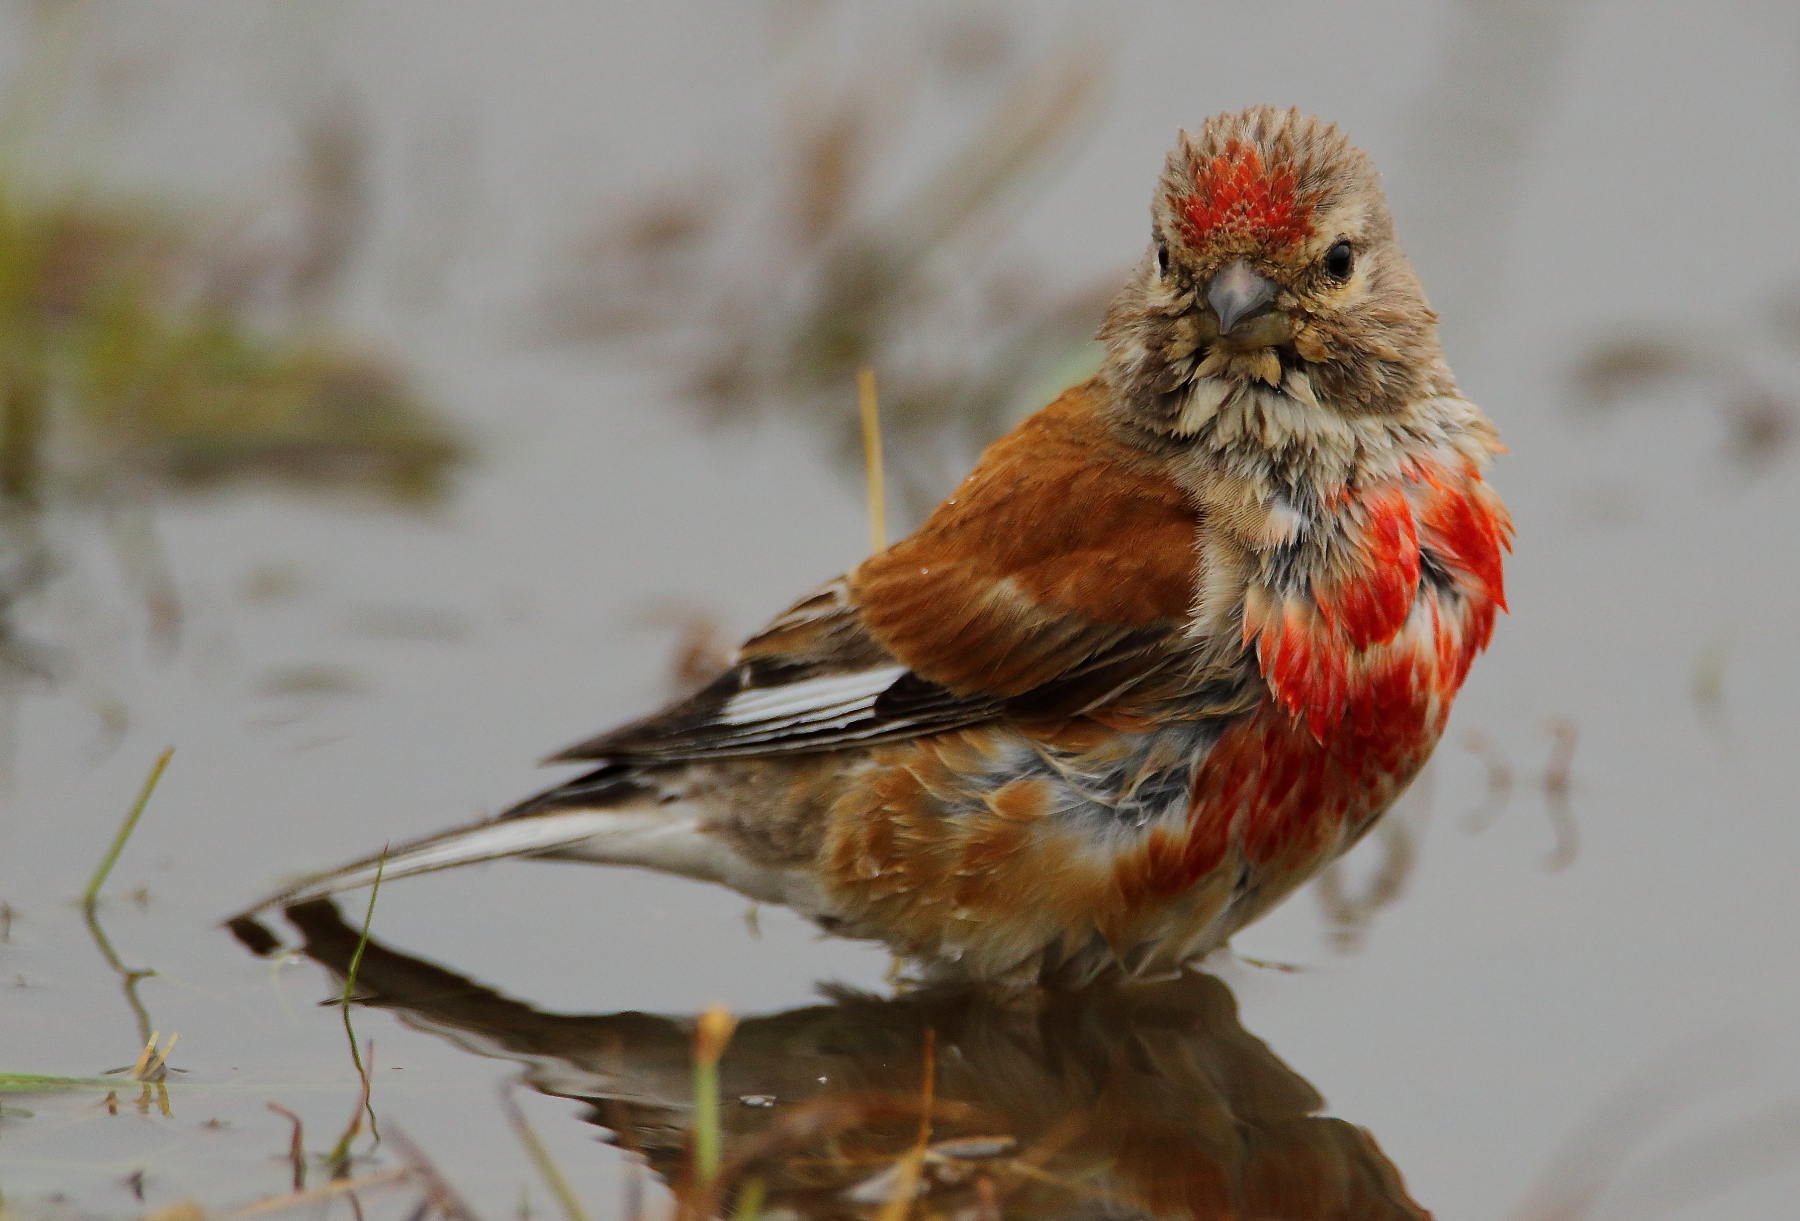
top-left (634, 716), bottom-right (939, 759)
top-left (716, 665), bottom-right (906, 725)
top-left (692, 710), bottom-right (887, 746)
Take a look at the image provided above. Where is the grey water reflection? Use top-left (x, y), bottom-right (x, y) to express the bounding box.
top-left (255, 899), bottom-right (1430, 1221)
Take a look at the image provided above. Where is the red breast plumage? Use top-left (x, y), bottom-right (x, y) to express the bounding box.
top-left (231, 106), bottom-right (1510, 985)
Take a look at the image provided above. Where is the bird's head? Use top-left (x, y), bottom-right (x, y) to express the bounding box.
top-left (1102, 107), bottom-right (1451, 436)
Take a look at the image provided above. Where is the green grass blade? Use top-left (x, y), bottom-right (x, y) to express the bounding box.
top-left (82, 747), bottom-right (173, 908)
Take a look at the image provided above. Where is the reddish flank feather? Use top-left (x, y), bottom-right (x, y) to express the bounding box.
top-left (1316, 485), bottom-right (1420, 650)
top-left (1246, 461), bottom-right (1509, 744)
top-left (1419, 464), bottom-right (1511, 611)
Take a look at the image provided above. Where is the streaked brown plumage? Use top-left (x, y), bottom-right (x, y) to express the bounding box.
top-left (232, 106), bottom-right (1510, 985)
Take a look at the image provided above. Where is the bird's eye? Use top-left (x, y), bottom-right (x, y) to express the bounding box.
top-left (1155, 241), bottom-right (1170, 277)
top-left (1323, 240), bottom-right (1354, 281)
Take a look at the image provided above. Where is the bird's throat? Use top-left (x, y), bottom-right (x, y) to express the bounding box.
top-left (1171, 369), bottom-right (1321, 436)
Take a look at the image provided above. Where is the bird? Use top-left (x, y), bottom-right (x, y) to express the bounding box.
top-left (231, 106), bottom-right (1510, 985)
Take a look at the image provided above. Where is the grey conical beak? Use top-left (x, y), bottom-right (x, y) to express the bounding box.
top-left (1207, 260), bottom-right (1281, 337)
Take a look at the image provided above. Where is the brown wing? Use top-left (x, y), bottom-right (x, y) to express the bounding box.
top-left (850, 380), bottom-right (1208, 712)
top-left (551, 380), bottom-right (1248, 767)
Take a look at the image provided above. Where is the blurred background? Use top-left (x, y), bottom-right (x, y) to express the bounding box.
top-left (5, 1), bottom-right (1800, 1219)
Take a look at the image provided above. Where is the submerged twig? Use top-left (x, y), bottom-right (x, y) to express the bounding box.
top-left (600, 1036), bottom-right (646, 1221)
top-left (1541, 718), bottom-right (1579, 872)
top-left (266, 1103), bottom-right (307, 1192)
top-left (82, 904), bottom-right (156, 1047)
top-left (1315, 815), bottom-right (1419, 954)
top-left (1461, 722), bottom-right (1580, 871)
top-left (327, 850), bottom-right (386, 1172)
top-left (1460, 730), bottom-right (1514, 833)
top-left (324, 1040), bottom-right (375, 1184)
top-left (872, 1027), bottom-right (938, 1221)
top-left (1689, 629), bottom-right (1734, 751)
top-left (1315, 766), bottom-right (1431, 954)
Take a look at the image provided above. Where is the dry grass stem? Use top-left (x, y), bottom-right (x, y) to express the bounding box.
top-left (858, 367), bottom-right (886, 553)
top-left (499, 1083), bottom-right (590, 1221)
top-left (384, 1126), bottom-right (483, 1221)
top-left (167, 1167), bottom-right (412, 1221)
top-left (110, 1030), bottom-right (179, 1082)
top-left (915, 1028), bottom-right (935, 1150)
top-left (868, 1027), bottom-right (939, 1221)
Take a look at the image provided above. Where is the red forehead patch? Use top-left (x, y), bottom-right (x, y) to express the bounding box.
top-left (1177, 140), bottom-right (1315, 250)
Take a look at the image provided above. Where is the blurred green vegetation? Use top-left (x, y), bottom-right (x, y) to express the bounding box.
top-left (0, 2), bottom-right (465, 720)
top-left (0, 186), bottom-right (460, 512)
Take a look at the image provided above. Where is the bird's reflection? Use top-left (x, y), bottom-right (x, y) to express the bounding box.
top-left (255, 901), bottom-right (1431, 1221)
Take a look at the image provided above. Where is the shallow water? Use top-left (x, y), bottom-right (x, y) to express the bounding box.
top-left (8, 2), bottom-right (1800, 1219)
